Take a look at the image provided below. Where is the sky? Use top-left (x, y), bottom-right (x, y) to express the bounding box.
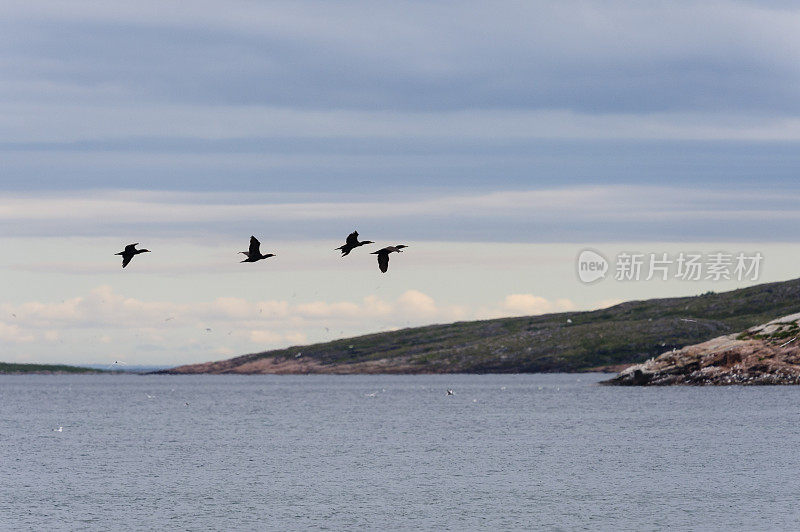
top-left (2, 1), bottom-right (800, 365)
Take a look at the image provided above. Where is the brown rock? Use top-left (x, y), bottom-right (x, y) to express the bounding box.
top-left (604, 313), bottom-right (800, 386)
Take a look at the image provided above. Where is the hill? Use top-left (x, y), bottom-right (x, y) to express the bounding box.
top-left (160, 277), bottom-right (800, 374)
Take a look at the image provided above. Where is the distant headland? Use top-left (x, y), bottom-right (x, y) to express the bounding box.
top-left (0, 362), bottom-right (105, 375)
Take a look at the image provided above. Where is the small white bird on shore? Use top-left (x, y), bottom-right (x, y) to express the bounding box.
top-left (53, 426), bottom-right (62, 432)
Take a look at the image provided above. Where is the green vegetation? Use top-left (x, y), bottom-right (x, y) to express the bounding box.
top-left (737, 319), bottom-right (800, 343)
top-left (0, 362), bottom-right (105, 374)
top-left (225, 277), bottom-right (800, 373)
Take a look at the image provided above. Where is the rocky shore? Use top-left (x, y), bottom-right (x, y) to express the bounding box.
top-left (605, 313), bottom-right (800, 385)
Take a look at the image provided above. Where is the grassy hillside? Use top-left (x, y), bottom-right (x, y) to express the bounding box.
top-left (167, 278), bottom-right (800, 374)
top-left (0, 362), bottom-right (105, 374)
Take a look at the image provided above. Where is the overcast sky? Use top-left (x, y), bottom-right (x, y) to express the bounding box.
top-left (2, 1), bottom-right (799, 365)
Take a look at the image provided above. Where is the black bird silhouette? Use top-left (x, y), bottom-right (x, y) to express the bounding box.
top-left (240, 236), bottom-right (275, 263)
top-left (371, 245), bottom-right (407, 273)
top-left (116, 243), bottom-right (150, 268)
top-left (335, 231), bottom-right (374, 257)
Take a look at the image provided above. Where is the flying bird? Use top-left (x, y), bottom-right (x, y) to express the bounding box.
top-left (335, 231), bottom-right (374, 257)
top-left (371, 245), bottom-right (407, 273)
top-left (240, 236), bottom-right (275, 263)
top-left (116, 243), bottom-right (150, 268)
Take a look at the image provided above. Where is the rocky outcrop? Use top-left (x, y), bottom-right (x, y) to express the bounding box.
top-left (605, 313), bottom-right (800, 385)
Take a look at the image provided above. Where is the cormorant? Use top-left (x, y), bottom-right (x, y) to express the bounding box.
top-left (240, 236), bottom-right (275, 263)
top-left (371, 245), bottom-right (407, 273)
top-left (335, 231), bottom-right (374, 256)
top-left (116, 243), bottom-right (150, 268)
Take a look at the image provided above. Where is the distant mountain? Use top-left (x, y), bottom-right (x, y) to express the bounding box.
top-left (160, 278), bottom-right (800, 375)
top-left (0, 362), bottom-right (106, 374)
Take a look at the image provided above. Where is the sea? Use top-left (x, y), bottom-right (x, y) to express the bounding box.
top-left (2, 373), bottom-right (800, 531)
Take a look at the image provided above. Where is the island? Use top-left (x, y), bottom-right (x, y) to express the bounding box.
top-left (0, 362), bottom-right (106, 374)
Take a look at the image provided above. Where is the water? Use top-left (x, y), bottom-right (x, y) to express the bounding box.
top-left (2, 374), bottom-right (800, 531)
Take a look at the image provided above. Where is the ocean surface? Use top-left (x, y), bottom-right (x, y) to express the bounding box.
top-left (2, 373), bottom-right (800, 531)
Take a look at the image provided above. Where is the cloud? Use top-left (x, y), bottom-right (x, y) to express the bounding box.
top-left (2, 185), bottom-right (800, 242)
top-left (0, 322), bottom-right (35, 344)
top-left (501, 294), bottom-right (576, 316)
top-left (294, 301), bottom-right (362, 319)
top-left (1, 2), bottom-right (798, 214)
top-left (397, 290), bottom-right (437, 316)
top-left (1, 0), bottom-right (800, 187)
top-left (2, 1), bottom-right (799, 115)
top-left (0, 286), bottom-right (493, 330)
top-left (283, 332), bottom-right (308, 345)
top-left (249, 330), bottom-right (285, 344)
top-left (0, 285), bottom-right (572, 362)
top-left (5, 106), bottom-right (800, 146)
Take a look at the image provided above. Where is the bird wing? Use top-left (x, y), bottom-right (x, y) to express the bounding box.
top-left (377, 252), bottom-right (389, 273)
top-left (124, 243), bottom-right (138, 253)
top-left (345, 231), bottom-right (359, 246)
top-left (248, 236), bottom-right (261, 256)
top-left (121, 254), bottom-right (133, 268)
